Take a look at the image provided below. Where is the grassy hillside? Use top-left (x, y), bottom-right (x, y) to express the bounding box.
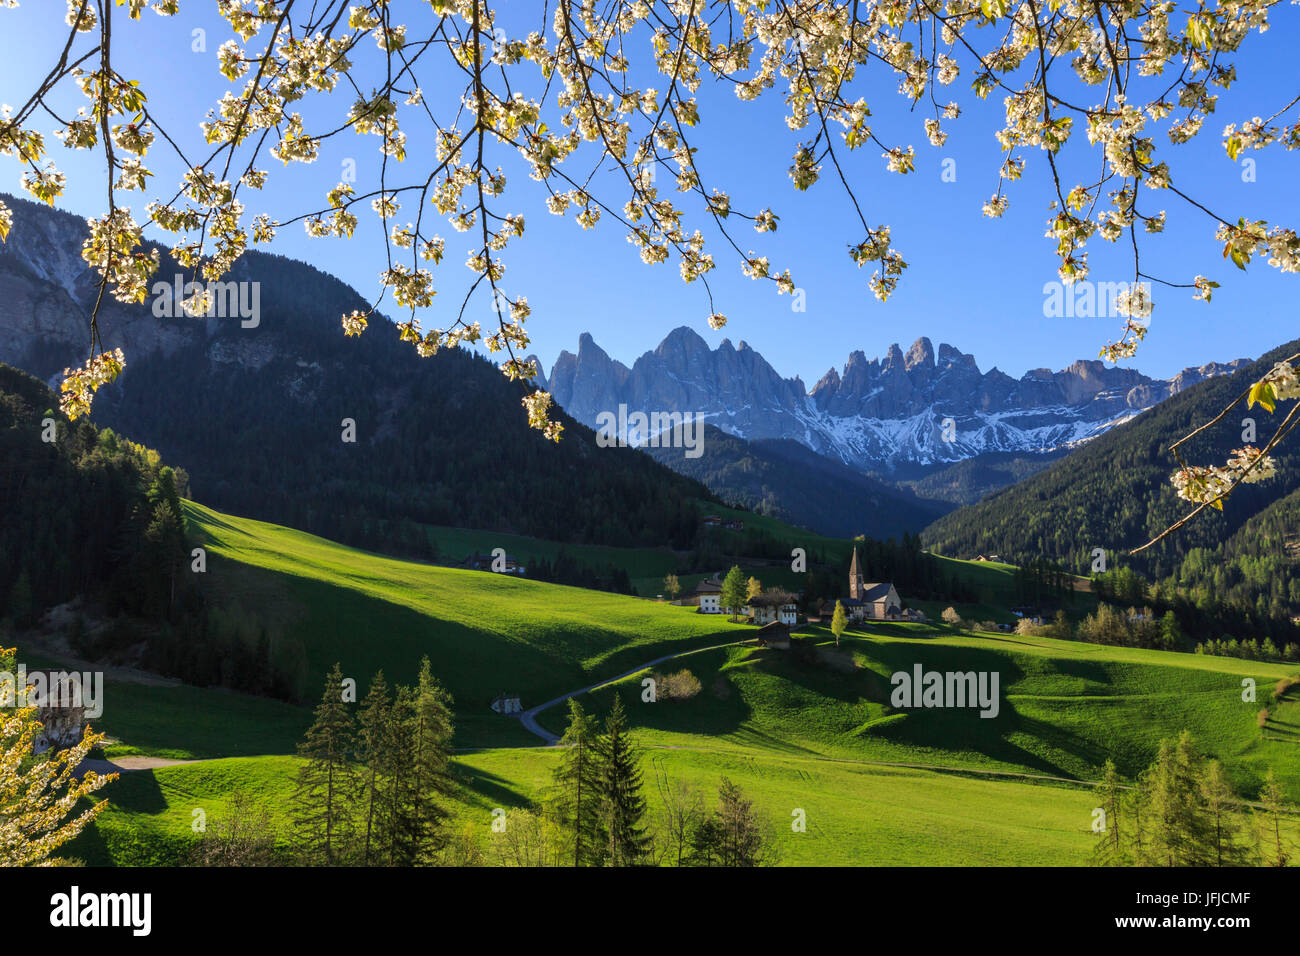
top-left (186, 499), bottom-right (749, 744)
top-left (43, 501), bottom-right (1298, 867)
top-left (72, 749), bottom-right (1105, 867)
top-left (539, 623), bottom-right (1300, 801)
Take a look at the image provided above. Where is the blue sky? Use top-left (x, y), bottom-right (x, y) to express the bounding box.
top-left (1, 3), bottom-right (1297, 386)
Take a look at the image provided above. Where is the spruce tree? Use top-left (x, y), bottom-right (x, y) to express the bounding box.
top-left (356, 670), bottom-right (392, 865)
top-left (409, 657), bottom-right (456, 863)
top-left (551, 698), bottom-right (605, 866)
top-left (598, 695), bottom-right (652, 866)
top-left (292, 663), bottom-right (359, 865)
top-left (382, 684), bottom-right (421, 865)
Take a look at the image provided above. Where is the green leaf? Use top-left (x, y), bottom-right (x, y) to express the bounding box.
top-left (1247, 381), bottom-right (1277, 414)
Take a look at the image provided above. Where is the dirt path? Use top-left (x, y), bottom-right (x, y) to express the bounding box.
top-left (75, 755), bottom-right (197, 777)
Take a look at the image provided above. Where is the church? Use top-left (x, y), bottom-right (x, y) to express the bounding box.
top-left (820, 548), bottom-right (902, 622)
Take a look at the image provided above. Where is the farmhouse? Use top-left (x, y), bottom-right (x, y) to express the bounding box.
top-left (819, 548), bottom-right (902, 622)
top-left (684, 577), bottom-right (723, 613)
top-left (756, 621), bottom-right (791, 649)
top-left (746, 590), bottom-right (798, 625)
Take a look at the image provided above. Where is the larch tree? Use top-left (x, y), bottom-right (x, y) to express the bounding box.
top-left (1254, 768), bottom-right (1291, 867)
top-left (1199, 758), bottom-right (1246, 866)
top-left (831, 598), bottom-right (848, 646)
top-left (1092, 758), bottom-right (1125, 866)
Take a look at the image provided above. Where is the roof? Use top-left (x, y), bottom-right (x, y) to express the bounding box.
top-left (757, 621), bottom-right (790, 635)
top-left (859, 582), bottom-right (896, 602)
top-left (747, 590), bottom-right (797, 607)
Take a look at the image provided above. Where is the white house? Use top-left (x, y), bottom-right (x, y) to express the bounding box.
top-left (686, 577), bottom-right (724, 613)
top-left (746, 590), bottom-right (799, 626)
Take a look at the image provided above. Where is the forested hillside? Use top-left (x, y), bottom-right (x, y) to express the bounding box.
top-left (891, 450), bottom-right (1066, 506)
top-left (0, 196), bottom-right (718, 558)
top-left (78, 254), bottom-right (715, 556)
top-left (1173, 485), bottom-right (1300, 621)
top-left (922, 338), bottom-right (1300, 585)
top-left (0, 363), bottom-right (189, 625)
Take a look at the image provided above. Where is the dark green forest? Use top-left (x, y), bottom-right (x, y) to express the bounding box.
top-left (0, 364), bottom-right (301, 700)
top-left (87, 250), bottom-right (712, 558)
top-left (923, 337), bottom-right (1300, 632)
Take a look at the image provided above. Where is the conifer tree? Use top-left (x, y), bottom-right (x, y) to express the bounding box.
top-left (1200, 759), bottom-right (1246, 866)
top-left (720, 565), bottom-right (747, 619)
top-left (598, 695), bottom-right (652, 866)
top-left (409, 657), bottom-right (456, 863)
top-left (551, 698), bottom-right (605, 866)
top-left (356, 670), bottom-right (392, 865)
top-left (379, 685), bottom-right (419, 865)
top-left (1139, 732), bottom-right (1214, 866)
top-left (1093, 759), bottom-right (1125, 866)
top-left (292, 663), bottom-right (358, 865)
top-left (690, 776), bottom-right (768, 867)
top-left (1255, 769), bottom-right (1291, 867)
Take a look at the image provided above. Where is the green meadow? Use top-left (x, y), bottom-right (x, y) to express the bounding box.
top-left (54, 502), bottom-right (1300, 866)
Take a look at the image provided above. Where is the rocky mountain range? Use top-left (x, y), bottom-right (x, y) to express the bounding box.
top-left (546, 326), bottom-right (1248, 471)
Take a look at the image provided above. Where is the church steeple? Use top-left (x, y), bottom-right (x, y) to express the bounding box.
top-left (849, 547), bottom-right (864, 600)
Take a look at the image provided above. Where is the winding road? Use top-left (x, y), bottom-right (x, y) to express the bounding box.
top-left (518, 639), bottom-right (753, 742)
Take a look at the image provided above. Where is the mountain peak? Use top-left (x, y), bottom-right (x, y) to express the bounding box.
top-left (659, 325), bottom-right (709, 350)
top-left (905, 337), bottom-right (935, 371)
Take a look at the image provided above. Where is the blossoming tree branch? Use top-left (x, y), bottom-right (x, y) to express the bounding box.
top-left (0, 0), bottom-right (1297, 543)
